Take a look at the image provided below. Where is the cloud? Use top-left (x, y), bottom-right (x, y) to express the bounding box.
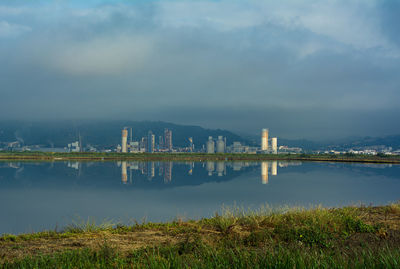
top-left (0, 21), bottom-right (30, 38)
top-left (0, 1), bottom-right (400, 139)
top-left (44, 35), bottom-right (154, 75)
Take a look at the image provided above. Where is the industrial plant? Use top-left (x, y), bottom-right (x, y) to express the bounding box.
top-left (117, 127), bottom-right (279, 154)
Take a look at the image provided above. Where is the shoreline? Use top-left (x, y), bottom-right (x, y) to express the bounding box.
top-left (0, 152), bottom-right (400, 164)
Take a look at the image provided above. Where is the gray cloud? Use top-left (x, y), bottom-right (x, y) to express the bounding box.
top-left (0, 0), bottom-right (400, 140)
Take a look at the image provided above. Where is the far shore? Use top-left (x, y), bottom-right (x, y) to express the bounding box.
top-left (0, 151), bottom-right (399, 164)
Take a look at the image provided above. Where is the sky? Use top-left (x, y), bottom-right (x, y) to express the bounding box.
top-left (1, 0), bottom-right (399, 140)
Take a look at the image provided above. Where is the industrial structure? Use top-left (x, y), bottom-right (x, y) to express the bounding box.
top-left (271, 137), bottom-right (278, 154)
top-left (164, 128), bottom-right (173, 151)
top-left (261, 128), bottom-right (269, 151)
top-left (206, 136), bottom-right (215, 153)
top-left (147, 131), bottom-right (155, 153)
top-left (121, 129), bottom-right (128, 153)
top-left (216, 136), bottom-right (226, 153)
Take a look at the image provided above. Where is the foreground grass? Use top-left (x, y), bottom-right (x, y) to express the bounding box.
top-left (1, 203), bottom-right (400, 268)
top-left (1, 151), bottom-right (400, 163)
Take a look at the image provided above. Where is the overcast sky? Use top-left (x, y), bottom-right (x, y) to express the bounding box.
top-left (1, 0), bottom-right (399, 139)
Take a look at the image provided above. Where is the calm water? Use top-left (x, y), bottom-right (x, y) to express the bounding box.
top-left (1, 160), bottom-right (399, 235)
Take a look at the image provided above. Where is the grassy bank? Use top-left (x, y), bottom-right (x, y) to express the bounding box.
top-left (1, 203), bottom-right (400, 268)
top-left (1, 151), bottom-right (400, 164)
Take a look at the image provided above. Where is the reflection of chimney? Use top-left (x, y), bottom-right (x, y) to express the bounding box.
top-left (271, 161), bottom-right (278, 176)
top-left (261, 162), bottom-right (269, 184)
top-left (122, 161), bottom-right (127, 184)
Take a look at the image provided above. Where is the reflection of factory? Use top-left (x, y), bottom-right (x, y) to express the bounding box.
top-left (119, 161), bottom-right (174, 184)
top-left (261, 161), bottom-right (277, 184)
top-left (118, 161), bottom-right (302, 185)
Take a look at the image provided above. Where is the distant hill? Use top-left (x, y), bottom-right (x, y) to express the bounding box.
top-left (0, 120), bottom-right (253, 149)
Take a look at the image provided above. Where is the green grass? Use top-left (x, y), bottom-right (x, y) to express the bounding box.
top-left (1, 204), bottom-right (399, 268)
top-left (2, 240), bottom-right (400, 268)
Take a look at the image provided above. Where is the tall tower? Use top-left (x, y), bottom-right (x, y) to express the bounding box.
top-left (147, 131), bottom-right (155, 153)
top-left (271, 137), bottom-right (278, 154)
top-left (164, 128), bottom-right (173, 151)
top-left (261, 128), bottom-right (269, 151)
top-left (121, 129), bottom-right (128, 153)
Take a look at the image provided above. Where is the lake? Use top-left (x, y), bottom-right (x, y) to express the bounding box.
top-left (1, 160), bottom-right (399, 235)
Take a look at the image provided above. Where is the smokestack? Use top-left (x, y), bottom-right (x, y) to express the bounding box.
top-left (122, 129), bottom-right (128, 153)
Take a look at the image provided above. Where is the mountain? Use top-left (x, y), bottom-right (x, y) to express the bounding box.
top-left (0, 120), bottom-right (253, 149)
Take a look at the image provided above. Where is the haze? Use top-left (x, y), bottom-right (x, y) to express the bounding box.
top-left (1, 0), bottom-right (399, 140)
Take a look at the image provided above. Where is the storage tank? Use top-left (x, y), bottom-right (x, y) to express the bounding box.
top-left (121, 129), bottom-right (128, 153)
top-left (261, 129), bottom-right (269, 151)
top-left (216, 136), bottom-right (225, 153)
top-left (206, 136), bottom-right (215, 154)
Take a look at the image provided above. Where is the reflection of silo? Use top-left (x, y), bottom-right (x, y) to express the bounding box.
top-left (216, 161), bottom-right (225, 176)
top-left (206, 161), bottom-right (215, 176)
top-left (271, 137), bottom-right (278, 154)
top-left (261, 129), bottom-right (269, 151)
top-left (233, 162), bottom-right (242, 171)
top-left (216, 136), bottom-right (225, 153)
top-left (261, 162), bottom-right (269, 184)
top-left (206, 136), bottom-right (215, 153)
top-left (122, 129), bottom-right (128, 153)
top-left (271, 161), bottom-right (277, 176)
top-left (121, 161), bottom-right (127, 184)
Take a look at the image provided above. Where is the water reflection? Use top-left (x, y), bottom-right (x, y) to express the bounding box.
top-left (1, 160), bottom-right (400, 235)
top-left (116, 161), bottom-right (301, 186)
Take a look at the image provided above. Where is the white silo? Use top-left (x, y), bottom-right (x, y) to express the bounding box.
top-left (206, 136), bottom-right (215, 153)
top-left (216, 136), bottom-right (225, 153)
top-left (271, 137), bottom-right (278, 154)
top-left (261, 129), bottom-right (269, 151)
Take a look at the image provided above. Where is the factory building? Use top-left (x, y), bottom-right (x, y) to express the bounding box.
top-left (261, 128), bottom-right (269, 151)
top-left (164, 128), bottom-right (173, 151)
top-left (121, 129), bottom-right (128, 153)
top-left (271, 137), bottom-right (278, 154)
top-left (147, 131), bottom-right (155, 153)
top-left (206, 136), bottom-right (215, 153)
top-left (216, 136), bottom-right (226, 153)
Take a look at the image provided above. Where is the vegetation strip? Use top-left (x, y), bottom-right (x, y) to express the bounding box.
top-left (1, 203), bottom-right (400, 268)
top-left (1, 151), bottom-right (400, 164)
